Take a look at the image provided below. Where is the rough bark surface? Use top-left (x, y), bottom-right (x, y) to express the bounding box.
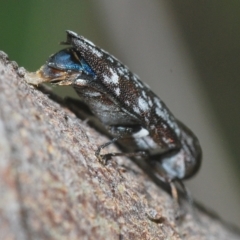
top-left (0, 51), bottom-right (239, 240)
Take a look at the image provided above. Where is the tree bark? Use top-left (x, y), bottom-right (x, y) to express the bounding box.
top-left (0, 51), bottom-right (239, 240)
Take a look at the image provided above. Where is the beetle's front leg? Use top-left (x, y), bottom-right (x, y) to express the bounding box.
top-left (95, 125), bottom-right (148, 165)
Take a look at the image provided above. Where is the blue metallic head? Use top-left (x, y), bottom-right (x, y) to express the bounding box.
top-left (47, 48), bottom-right (96, 78)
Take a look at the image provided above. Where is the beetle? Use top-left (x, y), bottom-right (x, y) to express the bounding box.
top-left (25, 30), bottom-right (202, 210)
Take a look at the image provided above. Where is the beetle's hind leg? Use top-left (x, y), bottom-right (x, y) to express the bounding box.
top-left (169, 181), bottom-right (185, 221)
top-left (169, 180), bottom-right (200, 222)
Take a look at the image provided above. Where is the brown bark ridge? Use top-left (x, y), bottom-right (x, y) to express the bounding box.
top-left (0, 51), bottom-right (239, 240)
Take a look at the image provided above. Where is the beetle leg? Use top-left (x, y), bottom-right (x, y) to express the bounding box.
top-left (169, 181), bottom-right (185, 220)
top-left (95, 137), bottom-right (119, 165)
top-left (95, 136), bottom-right (148, 165)
top-left (95, 125), bottom-right (149, 165)
top-left (177, 180), bottom-right (200, 222)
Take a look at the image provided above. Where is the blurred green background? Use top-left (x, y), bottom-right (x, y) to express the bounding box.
top-left (1, 1), bottom-right (239, 227)
top-left (1, 1), bottom-right (98, 71)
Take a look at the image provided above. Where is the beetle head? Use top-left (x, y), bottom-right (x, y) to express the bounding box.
top-left (25, 48), bottom-right (96, 86)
